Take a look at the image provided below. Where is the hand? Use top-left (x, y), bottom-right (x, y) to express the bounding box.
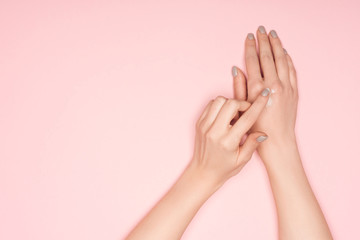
top-left (231, 27), bottom-right (333, 240)
top-left (232, 25), bottom-right (298, 148)
top-left (189, 89), bottom-right (270, 188)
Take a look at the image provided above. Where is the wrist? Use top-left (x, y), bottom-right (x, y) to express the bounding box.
top-left (257, 133), bottom-right (301, 168)
top-left (258, 130), bottom-right (297, 152)
top-left (183, 160), bottom-right (225, 195)
top-left (267, 131), bottom-right (297, 146)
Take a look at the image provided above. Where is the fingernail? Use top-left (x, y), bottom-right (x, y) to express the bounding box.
top-left (283, 48), bottom-right (287, 54)
top-left (261, 88), bottom-right (270, 97)
top-left (256, 135), bottom-right (268, 142)
top-left (258, 25), bottom-right (266, 34)
top-left (247, 33), bottom-right (254, 40)
top-left (232, 66), bottom-right (238, 77)
top-left (270, 30), bottom-right (278, 38)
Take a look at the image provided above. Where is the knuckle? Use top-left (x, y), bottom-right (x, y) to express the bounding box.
top-left (270, 81), bottom-right (283, 93)
top-left (198, 122), bottom-right (208, 135)
top-left (215, 95), bottom-right (227, 102)
top-left (227, 99), bottom-right (239, 108)
top-left (260, 52), bottom-right (274, 62)
top-left (277, 55), bottom-right (288, 66)
top-left (246, 39), bottom-right (256, 46)
top-left (245, 54), bottom-right (258, 62)
top-left (271, 36), bottom-right (280, 44)
top-left (289, 62), bottom-right (295, 70)
top-left (253, 82), bottom-right (264, 92)
top-left (289, 63), bottom-right (297, 75)
top-left (249, 82), bottom-right (264, 97)
top-left (219, 138), bottom-right (233, 151)
top-left (270, 40), bottom-right (281, 50)
top-left (195, 120), bottom-right (201, 129)
top-left (205, 130), bottom-right (218, 142)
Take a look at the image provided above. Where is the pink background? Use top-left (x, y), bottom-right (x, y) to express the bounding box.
top-left (1, 0), bottom-right (359, 239)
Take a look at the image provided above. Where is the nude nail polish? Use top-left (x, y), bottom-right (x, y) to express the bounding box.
top-left (270, 30), bottom-right (278, 38)
top-left (261, 88), bottom-right (270, 96)
top-left (256, 136), bottom-right (268, 142)
top-left (232, 66), bottom-right (238, 77)
top-left (283, 48), bottom-right (288, 54)
top-left (258, 25), bottom-right (266, 34)
top-left (247, 33), bottom-right (254, 40)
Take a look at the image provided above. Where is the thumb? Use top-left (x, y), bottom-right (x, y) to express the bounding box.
top-left (237, 131), bottom-right (268, 164)
top-left (232, 66), bottom-right (247, 101)
top-left (231, 66), bottom-right (247, 125)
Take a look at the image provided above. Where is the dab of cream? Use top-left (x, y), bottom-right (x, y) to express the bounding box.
top-left (266, 88), bottom-right (276, 107)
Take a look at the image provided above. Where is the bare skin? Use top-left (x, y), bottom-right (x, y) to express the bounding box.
top-left (125, 90), bottom-right (271, 240)
top-left (125, 26), bottom-right (333, 240)
top-left (232, 25), bottom-right (333, 240)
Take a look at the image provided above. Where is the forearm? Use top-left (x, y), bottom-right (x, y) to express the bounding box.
top-left (259, 138), bottom-right (332, 240)
top-left (125, 162), bottom-right (221, 240)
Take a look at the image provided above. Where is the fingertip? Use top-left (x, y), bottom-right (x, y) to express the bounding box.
top-left (232, 66), bottom-right (238, 78)
top-left (248, 131), bottom-right (268, 143)
top-left (247, 32), bottom-right (255, 41)
top-left (237, 131), bottom-right (267, 163)
top-left (256, 135), bottom-right (268, 143)
top-left (232, 66), bottom-right (246, 79)
top-left (260, 88), bottom-right (271, 97)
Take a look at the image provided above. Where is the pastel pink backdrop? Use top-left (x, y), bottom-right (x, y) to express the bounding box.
top-left (1, 0), bottom-right (359, 239)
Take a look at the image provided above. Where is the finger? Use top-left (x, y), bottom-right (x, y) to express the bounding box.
top-left (196, 100), bottom-right (213, 129)
top-left (210, 99), bottom-right (251, 133)
top-left (232, 66), bottom-right (247, 124)
top-left (245, 32), bottom-right (262, 81)
top-left (256, 25), bottom-right (278, 83)
top-left (285, 52), bottom-right (298, 91)
top-left (237, 131), bottom-right (268, 165)
top-left (227, 88), bottom-right (270, 145)
top-left (232, 66), bottom-right (247, 101)
top-left (200, 96), bottom-right (227, 132)
top-left (268, 29), bottom-right (290, 85)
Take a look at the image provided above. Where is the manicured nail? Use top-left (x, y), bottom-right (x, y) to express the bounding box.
top-left (258, 25), bottom-right (266, 34)
top-left (270, 30), bottom-right (278, 38)
top-left (247, 33), bottom-right (254, 40)
top-left (232, 66), bottom-right (238, 77)
top-left (256, 135), bottom-right (268, 142)
top-left (261, 88), bottom-right (270, 97)
top-left (283, 48), bottom-right (287, 54)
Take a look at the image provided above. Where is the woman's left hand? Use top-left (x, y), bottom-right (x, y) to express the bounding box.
top-left (189, 89), bottom-right (270, 188)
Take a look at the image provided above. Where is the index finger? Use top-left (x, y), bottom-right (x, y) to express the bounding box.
top-left (226, 88), bottom-right (270, 145)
